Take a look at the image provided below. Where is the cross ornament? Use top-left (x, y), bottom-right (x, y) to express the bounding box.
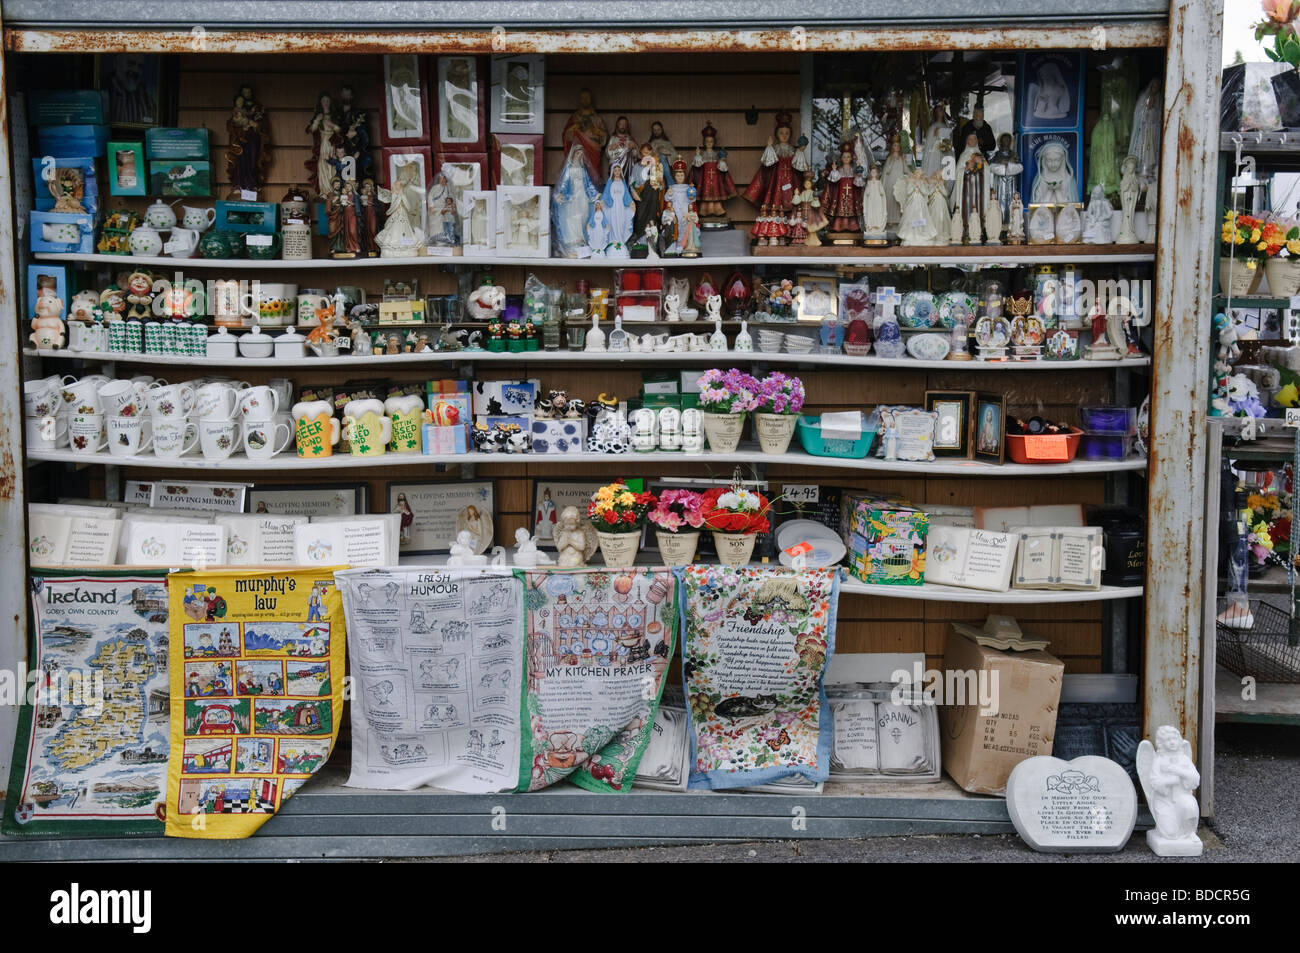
top-left (876, 287), bottom-right (901, 321)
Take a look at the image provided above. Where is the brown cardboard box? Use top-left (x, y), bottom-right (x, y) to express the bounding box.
top-left (938, 628), bottom-right (1064, 796)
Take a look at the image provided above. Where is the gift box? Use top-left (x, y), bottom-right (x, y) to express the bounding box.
top-left (145, 127), bottom-right (210, 160)
top-left (107, 141), bottom-right (147, 196)
top-left (29, 210), bottom-right (96, 254)
top-left (37, 124), bottom-right (111, 159)
top-left (150, 159), bottom-right (212, 196)
top-left (422, 423), bottom-right (469, 454)
top-left (426, 393), bottom-right (471, 428)
top-left (29, 90), bottom-right (109, 126)
top-left (489, 133), bottom-right (544, 187)
top-left (380, 54), bottom-right (430, 145)
top-left (432, 55), bottom-right (488, 152)
top-left (529, 418), bottom-right (587, 454)
top-left (845, 496), bottom-right (930, 586)
top-left (471, 379), bottom-right (537, 416)
top-left (214, 200), bottom-right (277, 234)
top-left (33, 156), bottom-right (99, 214)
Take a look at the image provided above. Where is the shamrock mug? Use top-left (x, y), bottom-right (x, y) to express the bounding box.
top-left (342, 400), bottom-right (390, 458)
top-left (292, 400), bottom-right (340, 458)
top-left (384, 394), bottom-right (424, 453)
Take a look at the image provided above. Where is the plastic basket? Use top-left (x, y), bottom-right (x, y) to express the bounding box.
top-left (1216, 599), bottom-right (1300, 683)
top-left (796, 414), bottom-right (877, 458)
top-left (1005, 427), bottom-right (1084, 464)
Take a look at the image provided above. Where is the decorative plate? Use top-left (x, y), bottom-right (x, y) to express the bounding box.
top-left (899, 291), bottom-right (935, 329)
top-left (906, 332), bottom-right (952, 362)
top-left (936, 291), bottom-right (978, 329)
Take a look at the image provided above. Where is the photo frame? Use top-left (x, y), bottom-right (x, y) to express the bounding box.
top-left (381, 54), bottom-right (429, 143)
top-left (461, 190), bottom-right (496, 255)
top-left (496, 185), bottom-right (551, 258)
top-left (97, 54), bottom-right (163, 127)
top-left (387, 479), bottom-right (494, 556)
top-left (532, 480), bottom-right (607, 550)
top-left (490, 133), bottom-right (544, 187)
top-left (247, 483), bottom-right (368, 518)
top-left (491, 53), bottom-right (546, 135)
top-left (973, 393), bottom-right (1007, 464)
top-left (435, 55), bottom-right (486, 150)
top-left (877, 407), bottom-right (938, 463)
top-left (924, 391), bottom-right (975, 458)
top-left (796, 275), bottom-right (838, 322)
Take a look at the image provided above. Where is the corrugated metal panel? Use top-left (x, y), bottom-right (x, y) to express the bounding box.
top-left (0, 0), bottom-right (1170, 29)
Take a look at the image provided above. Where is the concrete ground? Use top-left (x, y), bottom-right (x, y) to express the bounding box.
top-left (444, 722), bottom-right (1300, 862)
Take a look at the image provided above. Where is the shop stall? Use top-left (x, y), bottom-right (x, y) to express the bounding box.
top-left (0, 1), bottom-right (1223, 858)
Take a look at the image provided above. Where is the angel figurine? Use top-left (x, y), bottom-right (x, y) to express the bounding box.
top-left (512, 527), bottom-right (554, 568)
top-left (881, 133), bottom-right (912, 226)
top-left (691, 121), bottom-right (738, 225)
top-left (373, 164), bottom-right (424, 257)
top-left (1137, 726), bottom-right (1203, 856)
top-left (741, 111), bottom-right (809, 213)
top-left (226, 85), bottom-right (271, 198)
top-left (554, 505), bottom-right (596, 568)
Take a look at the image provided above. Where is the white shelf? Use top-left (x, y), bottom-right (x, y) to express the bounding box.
top-left (840, 579), bottom-right (1142, 603)
top-left (32, 249), bottom-right (1158, 271)
top-left (28, 445), bottom-right (1149, 476)
top-left (25, 347), bottom-right (1151, 372)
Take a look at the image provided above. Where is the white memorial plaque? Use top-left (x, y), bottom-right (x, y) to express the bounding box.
top-left (1007, 754), bottom-right (1137, 853)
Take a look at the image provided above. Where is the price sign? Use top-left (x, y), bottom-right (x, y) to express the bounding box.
top-left (1286, 408), bottom-right (1300, 429)
top-left (783, 484), bottom-right (819, 504)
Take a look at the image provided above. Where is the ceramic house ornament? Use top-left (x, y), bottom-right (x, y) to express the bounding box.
top-left (1137, 725), bottom-right (1204, 857)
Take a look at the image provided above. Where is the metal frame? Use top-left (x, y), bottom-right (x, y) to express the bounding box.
top-left (0, 0), bottom-right (1223, 850)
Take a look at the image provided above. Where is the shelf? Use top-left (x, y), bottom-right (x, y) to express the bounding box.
top-left (840, 579), bottom-right (1140, 603)
top-left (1221, 432), bottom-right (1297, 463)
top-left (1218, 564), bottom-right (1297, 594)
top-left (1213, 295), bottom-right (1297, 309)
top-left (1215, 665), bottom-right (1300, 725)
top-left (32, 248), bottom-right (1158, 271)
top-left (1220, 130), bottom-right (1300, 156)
top-left (27, 445), bottom-right (1150, 476)
top-left (25, 347), bottom-right (1152, 372)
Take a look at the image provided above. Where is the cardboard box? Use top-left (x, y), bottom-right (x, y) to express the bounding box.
top-left (432, 55), bottom-right (488, 152)
top-left (28, 90), bottom-right (109, 126)
top-left (529, 418), bottom-right (587, 453)
top-left (37, 124), bottom-right (110, 158)
top-left (845, 497), bottom-right (929, 585)
top-left (29, 210), bottom-right (96, 254)
top-left (106, 141), bottom-right (147, 196)
top-left (938, 629), bottom-right (1064, 796)
top-left (32, 156), bottom-right (99, 213)
top-left (214, 200), bottom-right (277, 234)
top-left (380, 54), bottom-right (431, 145)
top-left (422, 423), bottom-right (469, 454)
top-left (145, 126), bottom-right (210, 160)
top-left (471, 379), bottom-right (537, 416)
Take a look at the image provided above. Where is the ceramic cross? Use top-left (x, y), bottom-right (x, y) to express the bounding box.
top-left (876, 287), bottom-right (901, 323)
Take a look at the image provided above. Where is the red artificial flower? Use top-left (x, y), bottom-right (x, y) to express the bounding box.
top-left (603, 510), bottom-right (618, 525)
top-left (622, 510), bottom-right (636, 523)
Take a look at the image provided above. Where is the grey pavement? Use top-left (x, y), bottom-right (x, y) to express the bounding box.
top-left (439, 723), bottom-right (1300, 862)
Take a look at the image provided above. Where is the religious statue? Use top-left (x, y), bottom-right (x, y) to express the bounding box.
top-left (1088, 109), bottom-right (1121, 202)
top-left (881, 133), bottom-right (912, 227)
top-left (951, 206), bottom-right (966, 245)
top-left (226, 85), bottom-right (271, 198)
top-left (1054, 203), bottom-right (1082, 244)
top-left (791, 175), bottom-right (827, 246)
top-left (741, 111), bottom-right (809, 213)
top-left (447, 529), bottom-right (488, 567)
top-left (1129, 79), bottom-right (1162, 195)
top-left (821, 141), bottom-right (865, 241)
top-left (554, 505), bottom-right (596, 568)
top-left (957, 105), bottom-right (996, 158)
top-left (339, 84), bottom-right (375, 186)
top-left (921, 102), bottom-right (954, 194)
top-left (662, 158), bottom-right (701, 257)
top-left (1030, 61), bottom-right (1072, 120)
top-left (631, 144), bottom-right (666, 247)
top-left (374, 163), bottom-right (423, 257)
top-left (597, 163), bottom-right (635, 257)
top-left (983, 189), bottom-right (1003, 244)
top-left (605, 115), bottom-right (637, 185)
top-left (895, 170), bottom-right (937, 246)
top-left (988, 133), bottom-right (1023, 222)
top-left (1116, 154), bottom-right (1141, 244)
top-left (691, 122), bottom-right (738, 225)
top-left (305, 91), bottom-right (343, 198)
top-left (562, 87), bottom-right (609, 188)
top-left (1082, 184), bottom-right (1115, 244)
top-left (1008, 192), bottom-right (1026, 244)
top-left (359, 178), bottom-right (381, 257)
top-left (326, 178), bottom-right (360, 259)
top-left (647, 120), bottom-right (677, 180)
top-left (512, 527), bottom-right (554, 568)
top-left (1137, 725), bottom-right (1203, 856)
top-left (928, 171), bottom-right (951, 246)
top-left (1031, 140), bottom-right (1079, 205)
top-left (861, 166), bottom-right (889, 243)
top-left (424, 170), bottom-right (461, 249)
top-left (553, 142), bottom-right (600, 257)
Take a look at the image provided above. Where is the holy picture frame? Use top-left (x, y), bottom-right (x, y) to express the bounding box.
top-left (973, 393), bottom-right (1007, 464)
top-left (531, 479), bottom-right (608, 550)
top-left (924, 390), bottom-right (975, 458)
top-left (247, 482), bottom-right (368, 518)
top-left (796, 274), bottom-right (838, 322)
top-left (386, 479), bottom-right (495, 556)
top-left (96, 53), bottom-right (164, 127)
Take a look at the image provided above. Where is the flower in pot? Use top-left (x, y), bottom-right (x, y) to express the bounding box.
top-left (697, 367), bottom-right (760, 453)
top-left (701, 483), bottom-right (772, 567)
top-left (1257, 218), bottom-right (1300, 297)
top-left (1220, 210), bottom-right (1264, 297)
top-left (752, 371), bottom-right (805, 455)
top-left (587, 482), bottom-right (656, 568)
top-left (648, 489), bottom-right (706, 566)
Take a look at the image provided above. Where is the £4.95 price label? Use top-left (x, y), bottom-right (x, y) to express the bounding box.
top-left (784, 484), bottom-right (819, 504)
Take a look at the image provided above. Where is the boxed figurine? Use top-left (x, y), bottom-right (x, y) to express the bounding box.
top-left (380, 54), bottom-right (430, 145)
top-left (29, 210), bottom-right (96, 254)
top-left (460, 190), bottom-right (495, 256)
top-left (529, 418), bottom-right (587, 454)
top-left (106, 141), bottom-right (147, 196)
top-left (432, 55), bottom-right (488, 152)
top-left (471, 379), bottom-right (536, 416)
top-left (32, 156), bottom-right (99, 214)
top-left (214, 200), bottom-right (277, 234)
top-left (422, 423), bottom-right (469, 455)
top-left (490, 54), bottom-right (545, 135)
top-left (495, 185), bottom-right (550, 258)
top-left (490, 133), bottom-right (544, 187)
top-left (844, 495), bottom-right (930, 586)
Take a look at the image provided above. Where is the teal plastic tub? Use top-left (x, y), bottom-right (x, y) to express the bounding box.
top-left (796, 414), bottom-right (877, 458)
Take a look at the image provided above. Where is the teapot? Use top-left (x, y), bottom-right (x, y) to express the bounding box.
top-left (143, 199), bottom-right (178, 231)
top-left (128, 226), bottom-right (165, 258)
top-left (180, 205), bottom-right (216, 232)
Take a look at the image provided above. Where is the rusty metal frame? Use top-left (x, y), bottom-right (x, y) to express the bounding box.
top-left (1144, 0), bottom-right (1223, 758)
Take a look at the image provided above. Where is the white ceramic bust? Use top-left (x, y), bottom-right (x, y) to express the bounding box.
top-left (1136, 725), bottom-right (1203, 856)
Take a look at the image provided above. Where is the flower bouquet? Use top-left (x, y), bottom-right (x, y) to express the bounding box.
top-left (697, 367), bottom-right (760, 453)
top-left (648, 489), bottom-right (706, 566)
top-left (1221, 210), bottom-right (1264, 297)
top-left (752, 371), bottom-right (805, 454)
top-left (587, 482), bottom-right (656, 568)
top-left (1258, 218), bottom-right (1300, 296)
top-left (701, 483), bottom-right (772, 566)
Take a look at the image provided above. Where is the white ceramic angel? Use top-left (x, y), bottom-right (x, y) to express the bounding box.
top-left (928, 171), bottom-right (951, 246)
top-left (447, 530), bottom-right (488, 566)
top-left (894, 170), bottom-right (936, 246)
top-left (374, 171), bottom-right (423, 257)
top-left (1137, 725), bottom-right (1203, 856)
top-left (513, 526), bottom-right (554, 567)
top-left (1082, 184), bottom-right (1114, 244)
top-left (554, 505), bottom-right (595, 568)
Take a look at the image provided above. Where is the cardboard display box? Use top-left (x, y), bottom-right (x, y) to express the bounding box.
top-left (938, 627), bottom-right (1064, 796)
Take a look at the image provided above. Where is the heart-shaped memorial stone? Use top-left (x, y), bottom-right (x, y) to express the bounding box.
top-left (1006, 754), bottom-right (1137, 853)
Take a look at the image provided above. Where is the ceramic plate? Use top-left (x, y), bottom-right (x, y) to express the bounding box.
top-left (775, 520), bottom-right (847, 568)
top-left (936, 291), bottom-right (978, 329)
top-left (899, 291), bottom-right (935, 329)
top-left (906, 332), bottom-right (952, 361)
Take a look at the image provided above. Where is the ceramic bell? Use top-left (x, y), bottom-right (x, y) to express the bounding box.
top-left (734, 320), bottom-right (753, 352)
top-left (709, 316), bottom-right (728, 351)
top-left (584, 314), bottom-right (606, 352)
top-left (608, 314), bottom-right (630, 353)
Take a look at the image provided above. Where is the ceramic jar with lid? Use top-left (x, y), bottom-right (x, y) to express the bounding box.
top-left (274, 327), bottom-right (308, 360)
top-left (206, 326), bottom-right (239, 360)
top-left (237, 325), bottom-right (274, 359)
top-left (143, 199), bottom-right (178, 231)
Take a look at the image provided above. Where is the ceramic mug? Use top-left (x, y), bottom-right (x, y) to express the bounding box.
top-left (97, 379), bottom-right (146, 418)
top-left (296, 291), bottom-right (332, 326)
top-left (243, 418), bottom-right (293, 460)
top-left (254, 282), bottom-right (298, 328)
top-left (166, 227), bottom-right (201, 259)
top-left (152, 416), bottom-right (199, 459)
top-left (267, 378), bottom-right (294, 409)
top-left (343, 410), bottom-right (391, 458)
top-left (238, 386), bottom-right (280, 421)
top-left (107, 415), bottom-right (153, 456)
top-left (23, 379), bottom-right (61, 418)
top-left (25, 415), bottom-right (66, 451)
top-left (68, 321), bottom-right (104, 353)
top-left (292, 400), bottom-right (339, 458)
top-left (147, 382), bottom-right (197, 418)
top-left (384, 394), bottom-right (425, 453)
top-left (61, 378), bottom-right (104, 415)
top-left (200, 417), bottom-right (240, 460)
top-left (195, 382), bottom-right (242, 420)
top-left (181, 206), bottom-right (216, 231)
top-left (68, 413), bottom-right (107, 454)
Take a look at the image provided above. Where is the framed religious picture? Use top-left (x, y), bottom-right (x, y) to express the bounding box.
top-left (924, 390), bottom-right (975, 458)
top-left (1017, 51), bottom-right (1083, 130)
top-left (1020, 131), bottom-right (1082, 207)
top-left (381, 54), bottom-right (429, 143)
top-left (386, 480), bottom-right (494, 556)
top-left (97, 54), bottom-right (164, 127)
top-left (973, 393), bottom-right (1007, 464)
top-left (495, 185), bottom-right (551, 258)
top-left (796, 274), bottom-right (838, 322)
top-left (434, 55), bottom-right (487, 151)
top-left (490, 133), bottom-right (544, 187)
top-left (532, 480), bottom-right (607, 550)
top-left (247, 482), bottom-right (368, 518)
top-left (490, 53), bottom-right (546, 135)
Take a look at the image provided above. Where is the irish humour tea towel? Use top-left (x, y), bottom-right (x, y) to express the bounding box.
top-left (337, 568), bottom-right (525, 792)
top-left (521, 569), bottom-right (677, 792)
top-left (165, 568), bottom-right (346, 838)
top-left (4, 571), bottom-right (170, 836)
top-left (677, 566), bottom-right (839, 791)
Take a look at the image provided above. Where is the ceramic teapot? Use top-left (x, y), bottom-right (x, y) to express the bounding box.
top-left (198, 229), bottom-right (237, 260)
top-left (180, 205), bottom-right (216, 232)
top-left (128, 226), bottom-right (165, 257)
top-left (143, 199), bottom-right (178, 231)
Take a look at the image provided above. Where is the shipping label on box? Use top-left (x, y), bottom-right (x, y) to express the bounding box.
top-left (847, 501), bottom-right (929, 585)
top-left (471, 379), bottom-right (537, 415)
top-left (530, 418), bottom-right (587, 453)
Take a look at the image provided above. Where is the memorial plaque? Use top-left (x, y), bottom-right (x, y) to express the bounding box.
top-left (1007, 755), bottom-right (1137, 853)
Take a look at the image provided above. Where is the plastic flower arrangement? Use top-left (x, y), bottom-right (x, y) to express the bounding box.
top-left (1257, 1), bottom-right (1300, 68)
top-left (701, 484), bottom-right (772, 535)
top-left (647, 489), bottom-right (706, 534)
top-left (1222, 210), bottom-right (1264, 259)
top-left (697, 368), bottom-right (761, 414)
top-left (1248, 517), bottom-right (1275, 567)
top-left (755, 371), bottom-right (806, 415)
top-left (1257, 219), bottom-right (1300, 258)
top-left (587, 482), bottom-right (656, 534)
